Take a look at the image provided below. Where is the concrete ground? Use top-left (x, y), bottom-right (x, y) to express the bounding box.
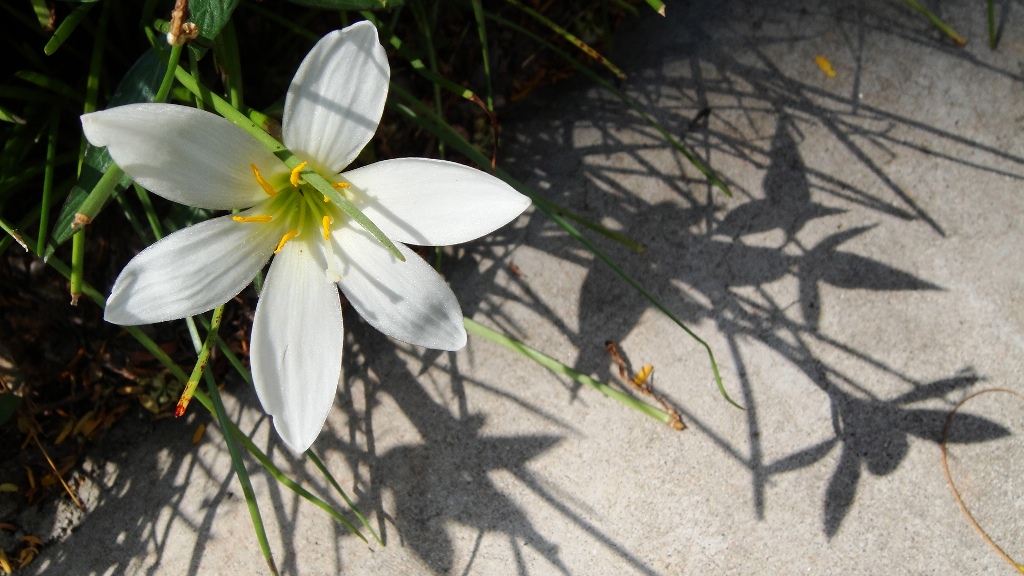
top-left (30, 0), bottom-right (1024, 574)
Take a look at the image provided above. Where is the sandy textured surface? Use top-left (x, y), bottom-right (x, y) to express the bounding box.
top-left (32, 0), bottom-right (1024, 574)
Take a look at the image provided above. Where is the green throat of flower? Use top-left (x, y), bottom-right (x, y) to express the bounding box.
top-left (234, 161), bottom-right (353, 281)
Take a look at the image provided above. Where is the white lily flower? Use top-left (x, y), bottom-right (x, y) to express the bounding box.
top-left (80, 21), bottom-right (530, 452)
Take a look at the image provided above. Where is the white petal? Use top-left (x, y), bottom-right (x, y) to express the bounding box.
top-left (333, 226), bottom-right (467, 350)
top-left (104, 214), bottom-right (278, 325)
top-left (282, 22), bottom-right (389, 174)
top-left (251, 240), bottom-right (344, 453)
top-left (344, 158), bottom-right (531, 246)
top-left (81, 104), bottom-right (290, 210)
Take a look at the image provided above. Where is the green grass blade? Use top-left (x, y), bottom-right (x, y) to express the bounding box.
top-left (464, 317), bottom-right (672, 424)
top-left (133, 183), bottom-right (163, 241)
top-left (502, 0), bottom-right (626, 79)
top-left (643, 0), bottom-right (665, 16)
top-left (29, 0), bottom-right (50, 29)
top-left (409, 0), bottom-right (446, 157)
top-left (0, 216), bottom-right (30, 253)
top-left (240, 1), bottom-right (318, 40)
top-left (110, 188), bottom-right (152, 243)
top-left (361, 12), bottom-right (494, 116)
top-left (44, 2), bottom-right (94, 56)
top-left (215, 20), bottom-right (245, 109)
top-left (219, 418), bottom-right (367, 541)
top-left (469, 0), bottom-right (494, 111)
top-left (0, 105), bottom-right (26, 124)
top-left (530, 194), bottom-right (645, 252)
top-left (388, 84), bottom-right (741, 409)
top-left (14, 71), bottom-right (82, 102)
top-left (204, 373), bottom-right (279, 575)
top-left (305, 449), bottom-right (381, 545)
top-left (83, 0), bottom-right (112, 116)
top-left (37, 112), bottom-right (59, 254)
top-left (903, 0), bottom-right (967, 46)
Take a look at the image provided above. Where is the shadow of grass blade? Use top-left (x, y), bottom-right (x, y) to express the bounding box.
top-left (388, 84), bottom-right (741, 410)
top-left (484, 10), bottom-right (731, 197)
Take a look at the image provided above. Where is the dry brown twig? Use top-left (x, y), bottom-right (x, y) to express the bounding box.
top-left (605, 341), bottom-right (685, 430)
top-left (941, 388), bottom-right (1024, 574)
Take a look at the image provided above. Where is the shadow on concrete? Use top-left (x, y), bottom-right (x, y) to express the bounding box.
top-left (31, 0), bottom-right (1023, 573)
top-left (494, 0), bottom-right (1019, 541)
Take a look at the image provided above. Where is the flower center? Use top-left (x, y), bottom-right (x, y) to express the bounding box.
top-left (234, 162), bottom-right (354, 282)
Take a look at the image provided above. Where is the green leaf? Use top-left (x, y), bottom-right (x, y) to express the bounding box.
top-left (0, 393), bottom-right (20, 427)
top-left (44, 2), bottom-right (94, 55)
top-left (187, 0), bottom-right (240, 60)
top-left (50, 49), bottom-right (167, 249)
top-left (285, 0), bottom-right (406, 10)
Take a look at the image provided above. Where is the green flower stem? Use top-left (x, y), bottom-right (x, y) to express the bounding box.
top-left (464, 318), bottom-right (671, 424)
top-left (305, 449), bottom-right (381, 545)
top-left (390, 84), bottom-right (740, 410)
top-left (178, 306), bottom-right (225, 417)
top-left (170, 65), bottom-right (405, 262)
top-left (69, 229), bottom-right (84, 305)
top-left (154, 43), bottom-right (183, 104)
top-left (72, 164), bottom-right (125, 230)
top-left (38, 112), bottom-right (59, 254)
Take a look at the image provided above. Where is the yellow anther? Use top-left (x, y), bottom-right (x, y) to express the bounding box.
top-left (289, 161), bottom-right (308, 187)
top-left (251, 164), bottom-right (278, 196)
top-left (274, 229), bottom-right (299, 254)
top-left (321, 215), bottom-right (332, 240)
top-left (322, 195), bottom-right (330, 202)
top-left (232, 215), bottom-right (272, 223)
top-left (332, 182), bottom-right (350, 189)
